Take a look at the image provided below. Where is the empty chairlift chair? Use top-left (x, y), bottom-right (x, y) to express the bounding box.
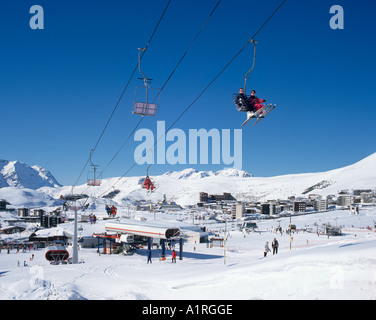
top-left (132, 47), bottom-right (161, 117)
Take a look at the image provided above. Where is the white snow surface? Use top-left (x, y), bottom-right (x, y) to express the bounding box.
top-left (0, 207), bottom-right (375, 300)
top-left (0, 153), bottom-right (376, 300)
top-left (0, 187), bottom-right (63, 208)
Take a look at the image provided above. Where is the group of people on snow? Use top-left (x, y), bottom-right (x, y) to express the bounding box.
top-left (264, 238), bottom-right (279, 257)
top-left (235, 88), bottom-right (265, 119)
top-left (147, 249), bottom-right (177, 263)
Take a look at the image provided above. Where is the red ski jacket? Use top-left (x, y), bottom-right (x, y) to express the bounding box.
top-left (143, 178), bottom-right (152, 186)
top-left (249, 96), bottom-right (265, 105)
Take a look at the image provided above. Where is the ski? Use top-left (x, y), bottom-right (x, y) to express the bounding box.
top-left (262, 104), bottom-right (276, 117)
top-left (251, 104), bottom-right (276, 127)
top-left (241, 105), bottom-right (267, 126)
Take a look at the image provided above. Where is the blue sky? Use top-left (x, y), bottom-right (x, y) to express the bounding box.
top-left (0, 0), bottom-right (375, 186)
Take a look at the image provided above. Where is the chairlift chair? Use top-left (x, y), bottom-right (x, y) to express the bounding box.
top-left (141, 164), bottom-right (157, 192)
top-left (132, 47), bottom-right (161, 117)
top-left (133, 85), bottom-right (160, 116)
top-left (87, 177), bottom-right (101, 187)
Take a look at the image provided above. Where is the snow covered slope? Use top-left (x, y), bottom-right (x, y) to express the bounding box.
top-left (0, 207), bottom-right (375, 300)
top-left (0, 187), bottom-right (63, 208)
top-left (2, 153), bottom-right (376, 208)
top-left (0, 160), bottom-right (61, 189)
top-left (46, 153), bottom-right (376, 206)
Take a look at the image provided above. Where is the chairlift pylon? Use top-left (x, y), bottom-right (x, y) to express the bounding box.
top-left (133, 47), bottom-right (161, 117)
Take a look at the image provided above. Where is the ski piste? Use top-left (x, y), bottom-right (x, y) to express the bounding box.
top-left (251, 104), bottom-right (276, 127)
top-left (242, 104), bottom-right (271, 126)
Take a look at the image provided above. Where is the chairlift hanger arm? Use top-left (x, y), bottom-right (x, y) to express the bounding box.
top-left (89, 149), bottom-right (95, 168)
top-left (243, 39), bottom-right (258, 93)
top-left (138, 47), bottom-right (150, 87)
top-left (146, 164), bottom-right (152, 176)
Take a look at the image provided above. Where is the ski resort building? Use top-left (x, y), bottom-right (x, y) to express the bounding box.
top-left (1, 225), bottom-right (26, 235)
top-left (293, 201), bottom-right (306, 213)
top-left (261, 203), bottom-right (277, 215)
top-left (359, 191), bottom-right (376, 203)
top-left (314, 198), bottom-right (328, 211)
top-left (17, 208), bottom-right (29, 217)
top-left (231, 202), bottom-right (245, 219)
top-left (337, 193), bottom-right (353, 206)
top-left (155, 194), bottom-right (183, 212)
top-left (0, 199), bottom-right (7, 211)
top-left (199, 192), bottom-right (236, 203)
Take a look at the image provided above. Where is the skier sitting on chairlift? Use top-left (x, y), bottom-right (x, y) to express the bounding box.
top-left (248, 90), bottom-right (265, 116)
top-left (235, 88), bottom-right (253, 112)
top-left (143, 176), bottom-right (154, 191)
top-left (111, 205), bottom-right (117, 217)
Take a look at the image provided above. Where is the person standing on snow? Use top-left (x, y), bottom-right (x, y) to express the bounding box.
top-left (272, 238), bottom-right (279, 255)
top-left (147, 249), bottom-right (152, 264)
top-left (172, 250), bottom-right (177, 263)
top-left (264, 241), bottom-right (271, 257)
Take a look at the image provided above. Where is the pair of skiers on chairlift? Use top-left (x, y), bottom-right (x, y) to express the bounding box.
top-left (235, 88), bottom-right (265, 119)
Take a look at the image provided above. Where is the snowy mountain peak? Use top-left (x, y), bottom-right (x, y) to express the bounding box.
top-left (162, 168), bottom-right (252, 180)
top-left (0, 160), bottom-right (61, 189)
top-left (163, 168), bottom-right (212, 179)
top-left (215, 168), bottom-right (253, 178)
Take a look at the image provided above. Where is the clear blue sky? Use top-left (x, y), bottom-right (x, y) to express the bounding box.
top-left (1, 0), bottom-right (375, 186)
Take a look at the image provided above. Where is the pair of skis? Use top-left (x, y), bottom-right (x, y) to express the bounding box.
top-left (145, 184), bottom-right (158, 196)
top-left (241, 104), bottom-right (276, 127)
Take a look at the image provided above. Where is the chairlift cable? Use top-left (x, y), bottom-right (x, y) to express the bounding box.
top-left (158, 0), bottom-right (222, 94)
top-left (98, 117), bottom-right (144, 178)
top-left (71, 0), bottom-right (172, 191)
top-left (92, 0), bottom-right (171, 155)
top-left (157, 0), bottom-right (287, 146)
top-left (98, 0), bottom-right (287, 197)
top-left (98, 0), bottom-right (222, 180)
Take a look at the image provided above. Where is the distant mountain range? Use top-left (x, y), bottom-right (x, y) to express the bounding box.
top-left (44, 152), bottom-right (376, 207)
top-left (0, 160), bottom-right (61, 189)
top-left (1, 153), bottom-right (376, 208)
